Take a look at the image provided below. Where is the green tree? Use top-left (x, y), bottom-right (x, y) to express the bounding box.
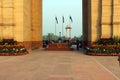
top-left (43, 33), bottom-right (59, 41)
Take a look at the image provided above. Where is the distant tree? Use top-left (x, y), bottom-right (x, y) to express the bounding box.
top-left (72, 36), bottom-right (78, 40)
top-left (71, 35), bottom-right (83, 41)
top-left (43, 33), bottom-right (59, 41)
top-left (61, 36), bottom-right (65, 41)
top-left (78, 35), bottom-right (83, 41)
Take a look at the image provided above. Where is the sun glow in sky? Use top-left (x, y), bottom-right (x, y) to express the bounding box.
top-left (43, 0), bottom-right (82, 37)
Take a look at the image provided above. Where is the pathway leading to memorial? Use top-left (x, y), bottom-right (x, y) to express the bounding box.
top-left (0, 49), bottom-right (119, 80)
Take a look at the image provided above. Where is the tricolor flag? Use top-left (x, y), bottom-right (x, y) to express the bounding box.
top-left (55, 17), bottom-right (58, 24)
top-left (69, 16), bottom-right (73, 22)
top-left (62, 16), bottom-right (64, 23)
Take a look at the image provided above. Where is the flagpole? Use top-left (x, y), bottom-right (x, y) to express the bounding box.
top-left (62, 21), bottom-right (63, 37)
top-left (69, 16), bottom-right (71, 26)
top-left (54, 20), bottom-right (57, 41)
top-left (55, 16), bottom-right (57, 40)
top-left (55, 20), bottom-right (56, 36)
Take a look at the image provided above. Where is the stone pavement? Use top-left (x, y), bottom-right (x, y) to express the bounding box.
top-left (0, 49), bottom-right (120, 80)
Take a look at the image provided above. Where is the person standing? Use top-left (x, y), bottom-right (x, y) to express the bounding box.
top-left (76, 40), bottom-right (79, 50)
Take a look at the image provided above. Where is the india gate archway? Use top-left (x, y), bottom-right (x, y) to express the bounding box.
top-left (0, 0), bottom-right (120, 49)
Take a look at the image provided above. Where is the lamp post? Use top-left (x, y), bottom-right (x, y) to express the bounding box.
top-left (59, 32), bottom-right (61, 38)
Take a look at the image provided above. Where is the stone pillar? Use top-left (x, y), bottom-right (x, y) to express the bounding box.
top-left (14, 0), bottom-right (24, 42)
top-left (101, 0), bottom-right (112, 38)
top-left (0, 1), bottom-right (2, 40)
top-left (31, 0), bottom-right (42, 49)
top-left (91, 0), bottom-right (98, 42)
top-left (22, 0), bottom-right (32, 49)
top-left (113, 0), bottom-right (120, 37)
top-left (82, 0), bottom-right (91, 46)
top-left (1, 0), bottom-right (14, 39)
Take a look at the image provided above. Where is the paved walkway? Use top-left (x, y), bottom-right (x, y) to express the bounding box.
top-left (0, 49), bottom-right (120, 80)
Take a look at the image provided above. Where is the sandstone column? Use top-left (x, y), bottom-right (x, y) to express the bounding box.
top-left (31, 0), bottom-right (42, 48)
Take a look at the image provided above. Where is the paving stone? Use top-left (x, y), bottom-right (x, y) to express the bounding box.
top-left (0, 49), bottom-right (119, 80)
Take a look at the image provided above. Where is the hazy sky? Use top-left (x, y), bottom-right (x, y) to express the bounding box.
top-left (43, 0), bottom-right (82, 37)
